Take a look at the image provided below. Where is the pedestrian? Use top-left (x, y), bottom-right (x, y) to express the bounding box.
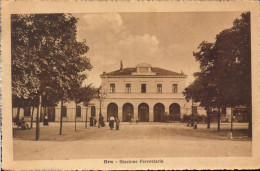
top-left (99, 115), bottom-right (105, 127)
top-left (109, 115), bottom-right (115, 130)
top-left (21, 117), bottom-right (29, 130)
top-left (115, 117), bottom-right (120, 130)
top-left (93, 117), bottom-right (97, 126)
top-left (43, 115), bottom-right (49, 126)
top-left (90, 116), bottom-right (94, 126)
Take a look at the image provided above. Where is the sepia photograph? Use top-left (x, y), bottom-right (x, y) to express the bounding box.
top-left (2, 1), bottom-right (260, 170)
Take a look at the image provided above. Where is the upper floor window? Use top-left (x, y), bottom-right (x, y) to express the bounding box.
top-left (157, 84), bottom-right (162, 93)
top-left (110, 83), bottom-right (115, 93)
top-left (76, 106), bottom-right (81, 117)
top-left (172, 84), bottom-right (178, 93)
top-left (125, 83), bottom-right (131, 93)
top-left (141, 84), bottom-right (146, 93)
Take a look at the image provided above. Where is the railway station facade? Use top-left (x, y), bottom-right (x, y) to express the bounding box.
top-left (14, 63), bottom-right (210, 122)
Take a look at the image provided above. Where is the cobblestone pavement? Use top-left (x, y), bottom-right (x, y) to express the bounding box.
top-left (13, 122), bottom-right (252, 160)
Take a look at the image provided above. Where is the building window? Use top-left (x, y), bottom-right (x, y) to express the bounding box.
top-left (141, 84), bottom-right (146, 93)
top-left (24, 107), bottom-right (31, 117)
top-left (62, 106), bottom-right (67, 117)
top-left (76, 106), bottom-right (81, 117)
top-left (110, 83), bottom-right (115, 93)
top-left (125, 83), bottom-right (131, 93)
top-left (172, 84), bottom-right (178, 93)
top-left (157, 84), bottom-right (162, 93)
top-left (91, 106), bottom-right (96, 117)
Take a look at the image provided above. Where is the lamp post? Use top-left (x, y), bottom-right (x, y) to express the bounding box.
top-left (191, 98), bottom-right (194, 127)
top-left (99, 91), bottom-right (102, 117)
top-left (98, 88), bottom-right (106, 117)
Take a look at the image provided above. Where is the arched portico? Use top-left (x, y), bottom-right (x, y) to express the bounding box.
top-left (138, 103), bottom-right (149, 122)
top-left (123, 103), bottom-right (134, 122)
top-left (154, 103), bottom-right (165, 122)
top-left (107, 103), bottom-right (118, 121)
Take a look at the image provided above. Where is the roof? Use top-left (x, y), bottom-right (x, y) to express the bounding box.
top-left (101, 67), bottom-right (187, 77)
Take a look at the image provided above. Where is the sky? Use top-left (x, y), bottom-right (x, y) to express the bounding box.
top-left (72, 12), bottom-right (242, 87)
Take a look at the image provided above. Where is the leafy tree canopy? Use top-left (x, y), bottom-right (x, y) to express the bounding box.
top-left (183, 12), bottom-right (251, 109)
top-left (12, 14), bottom-right (93, 107)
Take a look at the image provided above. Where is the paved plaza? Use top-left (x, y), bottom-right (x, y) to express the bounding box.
top-left (13, 122), bottom-right (252, 160)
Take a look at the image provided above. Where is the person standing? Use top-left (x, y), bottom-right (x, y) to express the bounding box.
top-left (99, 115), bottom-right (105, 127)
top-left (109, 115), bottom-right (115, 130)
top-left (115, 117), bottom-right (120, 130)
top-left (90, 116), bottom-right (94, 126)
top-left (43, 115), bottom-right (49, 126)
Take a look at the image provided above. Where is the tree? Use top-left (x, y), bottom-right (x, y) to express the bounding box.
top-left (183, 12), bottom-right (251, 135)
top-left (11, 14), bottom-right (92, 139)
top-left (68, 84), bottom-right (98, 131)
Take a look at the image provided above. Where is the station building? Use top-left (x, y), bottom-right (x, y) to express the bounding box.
top-left (14, 63), bottom-right (211, 123)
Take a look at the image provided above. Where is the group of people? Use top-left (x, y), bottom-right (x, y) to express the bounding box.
top-left (89, 115), bottom-right (120, 130)
top-left (14, 117), bottom-right (30, 130)
top-left (89, 115), bottom-right (106, 127)
top-left (109, 115), bottom-right (120, 130)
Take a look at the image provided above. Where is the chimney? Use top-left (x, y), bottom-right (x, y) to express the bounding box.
top-left (181, 70), bottom-right (184, 74)
top-left (103, 71), bottom-right (106, 75)
top-left (120, 60), bottom-right (123, 70)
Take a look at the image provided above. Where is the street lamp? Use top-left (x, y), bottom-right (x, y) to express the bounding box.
top-left (98, 88), bottom-right (106, 117)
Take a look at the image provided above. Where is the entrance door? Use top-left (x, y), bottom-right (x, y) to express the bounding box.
top-left (154, 103), bottom-right (165, 122)
top-left (138, 103), bottom-right (149, 122)
top-left (123, 103), bottom-right (134, 122)
top-left (107, 103), bottom-right (118, 121)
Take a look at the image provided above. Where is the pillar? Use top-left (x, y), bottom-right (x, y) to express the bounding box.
top-left (118, 107), bottom-right (122, 121)
top-left (134, 105), bottom-right (138, 121)
top-left (149, 107), bottom-right (153, 122)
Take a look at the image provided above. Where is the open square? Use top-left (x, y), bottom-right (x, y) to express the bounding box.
top-left (13, 122), bottom-right (251, 160)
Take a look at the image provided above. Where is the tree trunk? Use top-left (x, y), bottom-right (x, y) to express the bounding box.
top-left (75, 102), bottom-right (77, 131)
top-left (17, 107), bottom-right (20, 120)
top-left (248, 109), bottom-right (252, 138)
top-left (60, 99), bottom-right (63, 135)
top-left (36, 95), bottom-right (42, 140)
top-left (207, 109), bottom-right (211, 129)
top-left (31, 106), bottom-right (34, 128)
top-left (217, 107), bottom-right (221, 131)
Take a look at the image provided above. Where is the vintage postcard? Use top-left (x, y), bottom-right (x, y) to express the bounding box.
top-left (1, 0), bottom-right (260, 170)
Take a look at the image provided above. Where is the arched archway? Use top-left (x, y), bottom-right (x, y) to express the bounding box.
top-left (91, 106), bottom-right (96, 117)
top-left (138, 103), bottom-right (149, 122)
top-left (154, 103), bottom-right (165, 122)
top-left (76, 106), bottom-right (81, 117)
top-left (123, 103), bottom-right (134, 122)
top-left (169, 103), bottom-right (181, 121)
top-left (107, 103), bottom-right (118, 121)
